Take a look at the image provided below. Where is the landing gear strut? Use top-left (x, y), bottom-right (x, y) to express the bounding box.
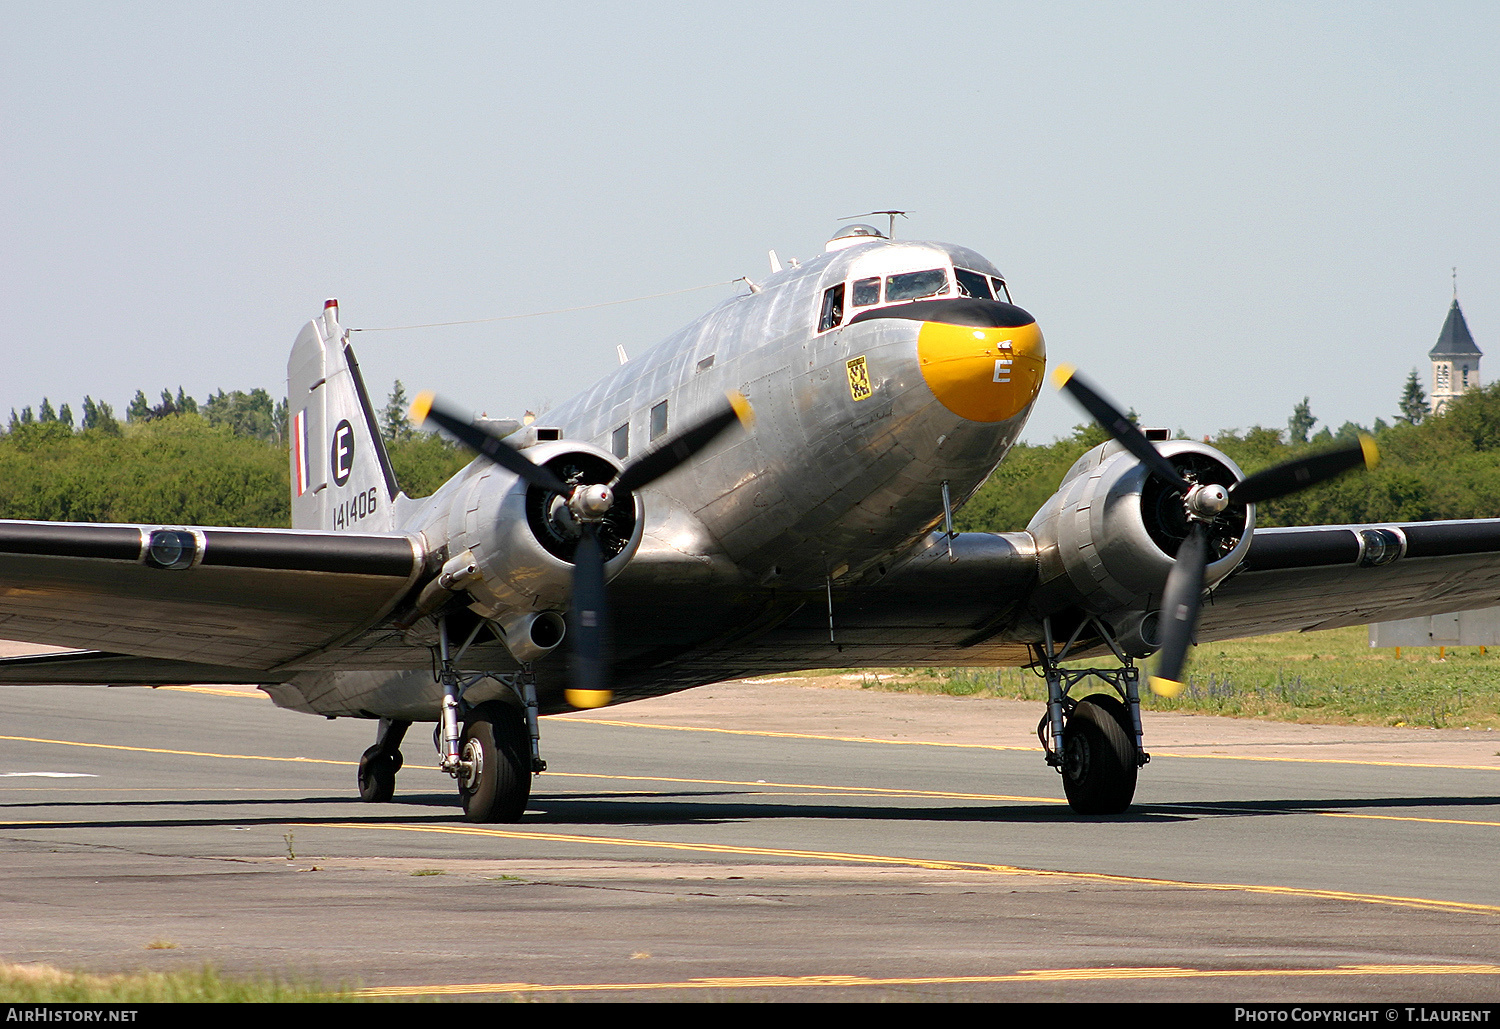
top-left (1035, 615), bottom-right (1150, 815)
top-left (434, 615), bottom-right (539, 823)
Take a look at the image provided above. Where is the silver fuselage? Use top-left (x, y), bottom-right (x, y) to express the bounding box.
top-left (279, 237), bottom-right (1048, 718)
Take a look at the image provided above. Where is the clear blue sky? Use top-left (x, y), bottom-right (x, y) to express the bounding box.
top-left (3, 1), bottom-right (1496, 444)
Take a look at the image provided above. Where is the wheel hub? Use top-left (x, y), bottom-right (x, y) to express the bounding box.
top-left (1062, 728), bottom-right (1090, 783)
top-left (459, 737), bottom-right (483, 792)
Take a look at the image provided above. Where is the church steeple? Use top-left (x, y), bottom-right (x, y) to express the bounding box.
top-left (1429, 295), bottom-right (1482, 415)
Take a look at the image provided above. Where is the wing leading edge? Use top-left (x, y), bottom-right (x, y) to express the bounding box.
top-left (0, 520), bottom-right (426, 674)
top-left (1199, 519), bottom-right (1500, 641)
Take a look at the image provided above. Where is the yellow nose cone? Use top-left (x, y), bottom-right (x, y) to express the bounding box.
top-left (918, 319), bottom-right (1046, 422)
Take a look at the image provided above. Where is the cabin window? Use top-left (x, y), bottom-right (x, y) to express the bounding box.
top-left (885, 268), bottom-right (949, 303)
top-left (955, 268), bottom-right (992, 300)
top-left (991, 277), bottom-right (1012, 303)
top-left (612, 423), bottom-right (629, 458)
top-left (851, 277), bottom-right (881, 306)
top-left (650, 400), bottom-right (668, 441)
top-left (818, 283), bottom-right (846, 332)
top-left (697, 354), bottom-right (715, 373)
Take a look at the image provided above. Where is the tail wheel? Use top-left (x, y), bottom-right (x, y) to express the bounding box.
top-left (1061, 698), bottom-right (1138, 815)
top-left (458, 701), bottom-right (531, 823)
top-left (357, 746), bottom-right (399, 803)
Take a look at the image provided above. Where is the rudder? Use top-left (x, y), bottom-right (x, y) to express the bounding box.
top-left (287, 300), bottom-right (400, 532)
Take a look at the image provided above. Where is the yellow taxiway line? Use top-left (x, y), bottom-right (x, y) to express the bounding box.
top-left (0, 734), bottom-right (1061, 802)
top-left (353, 963), bottom-right (1500, 997)
top-left (0, 735), bottom-right (349, 766)
top-left (313, 821), bottom-right (1500, 918)
top-left (564, 717), bottom-right (1500, 772)
top-left (156, 685), bottom-right (267, 699)
top-left (8, 735), bottom-right (1500, 822)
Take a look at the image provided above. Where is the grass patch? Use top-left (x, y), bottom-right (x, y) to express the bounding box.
top-left (410, 868), bottom-right (445, 876)
top-left (0, 961), bottom-right (354, 1002)
top-left (841, 626), bottom-right (1500, 729)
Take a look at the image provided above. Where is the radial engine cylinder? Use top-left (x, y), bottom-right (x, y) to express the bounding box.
top-left (1026, 439), bottom-right (1253, 629)
top-left (442, 440), bottom-right (644, 620)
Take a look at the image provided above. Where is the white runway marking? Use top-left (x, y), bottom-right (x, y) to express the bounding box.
top-left (0, 771), bottom-right (98, 778)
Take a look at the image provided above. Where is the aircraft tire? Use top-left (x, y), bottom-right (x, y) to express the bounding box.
top-left (1079, 691), bottom-right (1136, 744)
top-left (357, 746), bottom-right (398, 803)
top-left (1061, 698), bottom-right (1137, 815)
top-left (459, 701), bottom-right (532, 823)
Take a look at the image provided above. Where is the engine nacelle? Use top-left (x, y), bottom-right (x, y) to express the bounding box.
top-left (1027, 439), bottom-right (1253, 641)
top-left (441, 439), bottom-right (644, 623)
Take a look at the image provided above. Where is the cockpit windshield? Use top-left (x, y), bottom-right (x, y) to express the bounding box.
top-left (954, 268), bottom-right (993, 300)
top-left (885, 268), bottom-right (950, 303)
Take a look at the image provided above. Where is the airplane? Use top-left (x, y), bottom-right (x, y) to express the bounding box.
top-left (5, 221), bottom-right (1499, 822)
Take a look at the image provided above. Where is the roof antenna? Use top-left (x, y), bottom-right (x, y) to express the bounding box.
top-left (839, 210), bottom-right (909, 239)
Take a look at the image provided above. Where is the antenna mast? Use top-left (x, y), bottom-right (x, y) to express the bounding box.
top-left (840, 210), bottom-right (910, 239)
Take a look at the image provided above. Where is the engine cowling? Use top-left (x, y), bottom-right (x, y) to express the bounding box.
top-left (1027, 439), bottom-right (1253, 645)
top-left (442, 439), bottom-right (645, 623)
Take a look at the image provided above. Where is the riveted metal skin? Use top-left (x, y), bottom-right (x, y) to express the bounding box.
top-left (411, 439), bottom-right (644, 620)
top-left (532, 241), bottom-right (1043, 594)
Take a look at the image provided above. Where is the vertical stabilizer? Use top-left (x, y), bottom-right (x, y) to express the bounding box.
top-left (286, 300), bottom-right (399, 532)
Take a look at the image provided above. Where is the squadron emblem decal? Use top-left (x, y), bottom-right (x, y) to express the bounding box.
top-left (330, 419), bottom-right (355, 487)
top-left (846, 355), bottom-right (872, 402)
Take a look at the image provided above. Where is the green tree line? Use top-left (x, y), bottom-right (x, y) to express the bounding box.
top-left (7, 373), bottom-right (1500, 532)
top-left (957, 373), bottom-right (1500, 531)
top-left (0, 382), bottom-right (468, 527)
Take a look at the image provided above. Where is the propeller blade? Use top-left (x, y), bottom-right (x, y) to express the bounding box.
top-left (411, 392), bottom-right (570, 496)
top-left (1229, 436), bottom-right (1378, 506)
top-left (563, 522), bottom-right (613, 710)
top-left (1148, 522), bottom-right (1209, 698)
top-left (614, 392), bottom-right (754, 494)
top-left (1052, 365), bottom-right (1191, 492)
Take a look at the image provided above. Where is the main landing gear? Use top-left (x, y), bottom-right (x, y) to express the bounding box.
top-left (356, 616), bottom-right (548, 823)
top-left (1035, 615), bottom-right (1150, 815)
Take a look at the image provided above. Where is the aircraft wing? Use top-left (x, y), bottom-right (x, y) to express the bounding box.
top-left (0, 520), bottom-right (426, 677)
top-left (606, 518), bottom-right (1500, 695)
top-left (1198, 519), bottom-right (1500, 640)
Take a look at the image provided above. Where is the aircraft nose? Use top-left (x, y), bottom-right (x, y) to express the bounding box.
top-left (916, 312), bottom-right (1046, 423)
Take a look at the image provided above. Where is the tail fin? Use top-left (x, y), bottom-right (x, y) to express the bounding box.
top-left (286, 300), bottom-right (400, 532)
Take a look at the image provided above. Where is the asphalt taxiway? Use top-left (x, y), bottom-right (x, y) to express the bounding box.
top-left (1, 675), bottom-right (1498, 1002)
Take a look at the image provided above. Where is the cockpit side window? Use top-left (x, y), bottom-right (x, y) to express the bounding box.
top-left (991, 277), bottom-right (1012, 303)
top-left (851, 276), bottom-right (881, 307)
top-left (818, 282), bottom-right (846, 332)
top-left (955, 268), bottom-right (993, 300)
top-left (885, 268), bottom-right (950, 303)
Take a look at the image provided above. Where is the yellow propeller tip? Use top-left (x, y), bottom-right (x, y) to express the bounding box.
top-left (1051, 363), bottom-right (1077, 389)
top-left (1148, 675), bottom-right (1185, 698)
top-left (409, 391), bottom-right (435, 424)
top-left (1359, 434), bottom-right (1380, 469)
top-left (565, 688), bottom-right (614, 710)
top-left (727, 390), bottom-right (755, 429)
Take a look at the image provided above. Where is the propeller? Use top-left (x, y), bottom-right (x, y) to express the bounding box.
top-left (1051, 364), bottom-right (1377, 697)
top-left (412, 390), bottom-right (754, 709)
